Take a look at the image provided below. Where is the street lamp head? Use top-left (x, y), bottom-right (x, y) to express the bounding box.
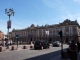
top-left (7, 12), bottom-right (9, 13)
top-left (5, 8), bottom-right (14, 17)
top-left (5, 8), bottom-right (7, 14)
top-left (5, 8), bottom-right (7, 11)
top-left (9, 8), bottom-right (11, 10)
top-left (7, 12), bottom-right (10, 16)
top-left (10, 8), bottom-right (14, 16)
top-left (9, 8), bottom-right (12, 12)
top-left (12, 11), bottom-right (15, 16)
top-left (11, 8), bottom-right (13, 11)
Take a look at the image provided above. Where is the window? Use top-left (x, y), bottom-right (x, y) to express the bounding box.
top-left (49, 30), bottom-right (52, 36)
top-left (53, 30), bottom-right (55, 36)
top-left (43, 30), bottom-right (45, 36)
top-left (65, 26), bottom-right (69, 32)
top-left (65, 26), bottom-right (69, 35)
top-left (39, 30), bottom-right (42, 36)
top-left (73, 26), bottom-right (77, 35)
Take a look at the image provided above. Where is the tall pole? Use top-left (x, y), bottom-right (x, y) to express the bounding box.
top-left (58, 30), bottom-right (63, 58)
top-left (5, 8), bottom-right (14, 41)
top-left (8, 15), bottom-right (10, 40)
top-left (61, 36), bottom-right (63, 58)
top-left (59, 30), bottom-right (63, 58)
top-left (45, 25), bottom-right (49, 42)
top-left (17, 38), bottom-right (18, 49)
top-left (8, 28), bottom-right (9, 40)
top-left (16, 35), bottom-right (18, 49)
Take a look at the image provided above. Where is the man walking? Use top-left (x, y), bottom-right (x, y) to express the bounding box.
top-left (69, 40), bottom-right (78, 60)
top-left (77, 41), bottom-right (80, 54)
top-left (5, 38), bottom-right (9, 49)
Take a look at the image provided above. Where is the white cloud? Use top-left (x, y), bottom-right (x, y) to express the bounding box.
top-left (73, 0), bottom-right (80, 2)
top-left (74, 14), bottom-right (80, 23)
top-left (42, 0), bottom-right (73, 19)
top-left (42, 0), bottom-right (56, 8)
top-left (42, 0), bottom-right (80, 22)
top-left (0, 3), bottom-right (12, 10)
top-left (77, 17), bottom-right (80, 20)
top-left (9, 18), bottom-right (22, 24)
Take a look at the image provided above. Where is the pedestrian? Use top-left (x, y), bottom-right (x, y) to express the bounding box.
top-left (1, 39), bottom-right (5, 46)
top-left (69, 40), bottom-right (78, 60)
top-left (5, 38), bottom-right (9, 49)
top-left (77, 41), bottom-right (80, 54)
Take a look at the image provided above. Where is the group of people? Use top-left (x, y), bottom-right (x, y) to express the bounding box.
top-left (68, 40), bottom-right (80, 60)
top-left (1, 38), bottom-right (12, 49)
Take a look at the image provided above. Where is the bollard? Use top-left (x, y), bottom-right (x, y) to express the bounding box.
top-left (0, 47), bottom-right (6, 52)
top-left (30, 45), bottom-right (34, 49)
top-left (11, 46), bottom-right (17, 50)
top-left (23, 45), bottom-right (28, 49)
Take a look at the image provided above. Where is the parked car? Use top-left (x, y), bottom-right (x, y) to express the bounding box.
top-left (67, 41), bottom-right (71, 45)
top-left (52, 41), bottom-right (61, 47)
top-left (34, 41), bottom-right (50, 50)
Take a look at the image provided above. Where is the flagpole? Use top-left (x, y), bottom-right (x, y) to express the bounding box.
top-left (45, 25), bottom-right (49, 42)
top-left (45, 30), bottom-right (49, 42)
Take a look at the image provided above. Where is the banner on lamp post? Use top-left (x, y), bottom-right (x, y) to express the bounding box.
top-left (7, 20), bottom-right (11, 29)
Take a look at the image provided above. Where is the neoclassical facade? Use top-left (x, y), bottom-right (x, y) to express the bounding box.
top-left (11, 19), bottom-right (80, 43)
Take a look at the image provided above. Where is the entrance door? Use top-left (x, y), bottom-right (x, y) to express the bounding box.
top-left (66, 37), bottom-right (69, 43)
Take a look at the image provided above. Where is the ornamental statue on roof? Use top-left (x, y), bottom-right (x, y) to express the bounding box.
top-left (30, 24), bottom-right (35, 29)
top-left (31, 24), bottom-right (35, 27)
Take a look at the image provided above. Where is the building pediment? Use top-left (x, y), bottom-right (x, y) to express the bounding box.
top-left (27, 24), bottom-right (35, 29)
top-left (59, 19), bottom-right (79, 26)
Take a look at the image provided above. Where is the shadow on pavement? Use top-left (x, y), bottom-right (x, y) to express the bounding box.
top-left (23, 48), bottom-right (68, 60)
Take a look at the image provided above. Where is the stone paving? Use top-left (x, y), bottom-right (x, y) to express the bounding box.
top-left (0, 44), bottom-right (80, 60)
top-left (3, 45), bottom-right (30, 52)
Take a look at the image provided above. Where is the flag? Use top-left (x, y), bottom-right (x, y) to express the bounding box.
top-left (45, 31), bottom-right (49, 36)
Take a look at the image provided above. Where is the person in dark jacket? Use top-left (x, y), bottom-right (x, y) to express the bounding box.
top-left (69, 40), bottom-right (78, 60)
top-left (77, 41), bottom-right (80, 53)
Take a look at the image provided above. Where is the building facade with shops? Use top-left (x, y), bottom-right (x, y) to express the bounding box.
top-left (0, 31), bottom-right (4, 40)
top-left (11, 19), bottom-right (80, 44)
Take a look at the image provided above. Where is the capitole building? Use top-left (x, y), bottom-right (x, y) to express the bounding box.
top-left (11, 19), bottom-right (80, 43)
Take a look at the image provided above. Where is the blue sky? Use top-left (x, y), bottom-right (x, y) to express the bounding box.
top-left (0, 0), bottom-right (80, 34)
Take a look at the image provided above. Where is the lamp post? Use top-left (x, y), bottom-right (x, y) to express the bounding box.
top-left (5, 8), bottom-right (14, 40)
top-left (31, 29), bottom-right (33, 43)
top-left (58, 30), bottom-right (63, 58)
top-left (5, 8), bottom-right (14, 49)
top-left (16, 35), bottom-right (18, 49)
